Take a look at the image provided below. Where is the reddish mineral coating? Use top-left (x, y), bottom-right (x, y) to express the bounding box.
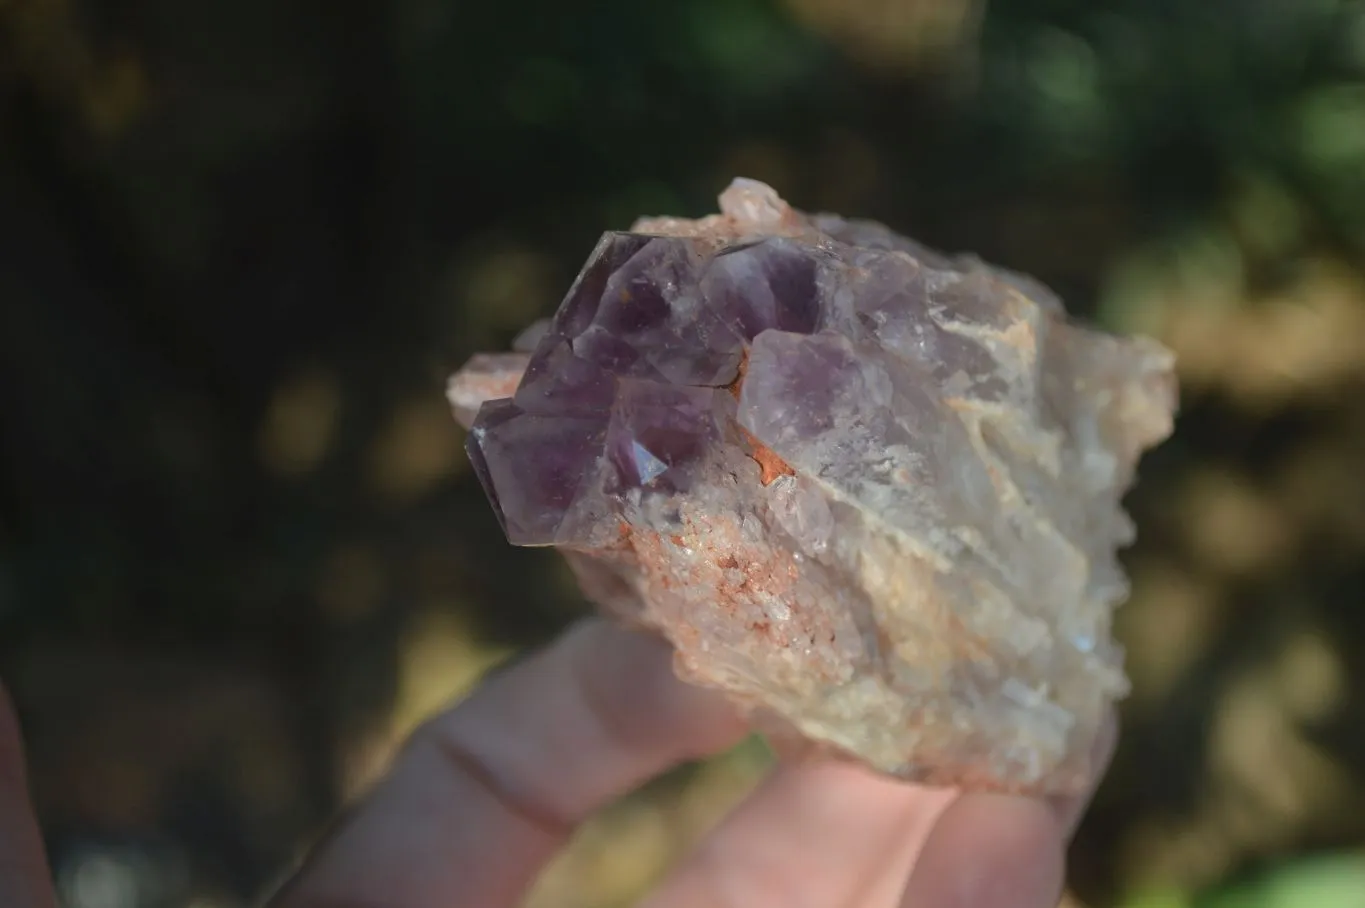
top-left (742, 430), bottom-right (797, 486)
top-left (727, 350), bottom-right (795, 485)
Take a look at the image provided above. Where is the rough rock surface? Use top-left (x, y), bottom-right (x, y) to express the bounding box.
top-left (449, 179), bottom-right (1177, 794)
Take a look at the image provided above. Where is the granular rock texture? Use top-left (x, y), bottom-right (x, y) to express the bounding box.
top-left (449, 179), bottom-right (1177, 794)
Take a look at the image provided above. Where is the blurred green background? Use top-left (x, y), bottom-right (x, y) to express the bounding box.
top-left (4, 0), bottom-right (1365, 906)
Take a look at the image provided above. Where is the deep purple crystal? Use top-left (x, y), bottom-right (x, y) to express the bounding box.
top-left (606, 380), bottom-right (722, 491)
top-left (470, 232), bottom-right (752, 542)
top-left (595, 238), bottom-right (746, 386)
top-left (468, 226), bottom-right (838, 545)
top-left (551, 232), bottom-right (655, 339)
top-left (703, 238), bottom-right (821, 338)
top-left (467, 398), bottom-right (607, 545)
top-left (515, 337), bottom-right (617, 414)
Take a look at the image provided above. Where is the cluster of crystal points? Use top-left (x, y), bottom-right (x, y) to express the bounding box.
top-left (449, 179), bottom-right (1177, 795)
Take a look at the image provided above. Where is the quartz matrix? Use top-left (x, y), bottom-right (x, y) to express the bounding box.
top-left (450, 179), bottom-right (1177, 794)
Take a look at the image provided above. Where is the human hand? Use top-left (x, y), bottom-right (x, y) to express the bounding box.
top-left (0, 619), bottom-right (1115, 908)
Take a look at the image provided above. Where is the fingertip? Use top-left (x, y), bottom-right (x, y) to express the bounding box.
top-left (639, 761), bottom-right (954, 908)
top-left (900, 793), bottom-right (1065, 908)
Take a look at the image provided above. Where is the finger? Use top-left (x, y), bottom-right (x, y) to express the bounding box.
top-left (851, 710), bottom-right (1118, 908)
top-left (898, 794), bottom-right (1065, 908)
top-left (889, 714), bottom-right (1116, 908)
top-left (638, 760), bottom-right (957, 908)
top-left (0, 683), bottom-right (57, 908)
top-left (842, 783), bottom-right (960, 908)
top-left (1050, 710), bottom-right (1119, 838)
top-left (272, 619), bottom-right (746, 908)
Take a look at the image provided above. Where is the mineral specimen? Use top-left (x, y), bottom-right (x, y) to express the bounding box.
top-left (449, 179), bottom-right (1177, 795)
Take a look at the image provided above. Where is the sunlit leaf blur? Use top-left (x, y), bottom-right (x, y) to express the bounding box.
top-left (3, 0), bottom-right (1365, 905)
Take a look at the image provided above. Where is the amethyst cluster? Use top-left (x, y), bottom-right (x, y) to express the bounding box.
top-left (466, 228), bottom-right (784, 546)
top-left (449, 180), bottom-right (1177, 794)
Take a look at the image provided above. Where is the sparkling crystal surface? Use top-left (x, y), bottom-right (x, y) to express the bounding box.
top-left (451, 178), bottom-right (1178, 794)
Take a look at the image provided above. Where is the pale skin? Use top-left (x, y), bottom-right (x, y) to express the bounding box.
top-left (0, 619), bottom-right (1116, 908)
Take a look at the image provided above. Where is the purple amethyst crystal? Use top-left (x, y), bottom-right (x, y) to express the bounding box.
top-left (702, 238), bottom-right (822, 338)
top-left (605, 380), bottom-right (723, 492)
top-left (467, 400), bottom-right (606, 545)
top-left (452, 178), bottom-right (1178, 795)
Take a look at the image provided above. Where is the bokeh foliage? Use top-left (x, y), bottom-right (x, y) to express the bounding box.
top-left (3, 0), bottom-right (1365, 906)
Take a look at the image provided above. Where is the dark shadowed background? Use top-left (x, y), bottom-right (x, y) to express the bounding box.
top-left (4, 1), bottom-right (1365, 906)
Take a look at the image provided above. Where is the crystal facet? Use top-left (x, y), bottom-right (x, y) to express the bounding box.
top-left (451, 179), bottom-right (1177, 794)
